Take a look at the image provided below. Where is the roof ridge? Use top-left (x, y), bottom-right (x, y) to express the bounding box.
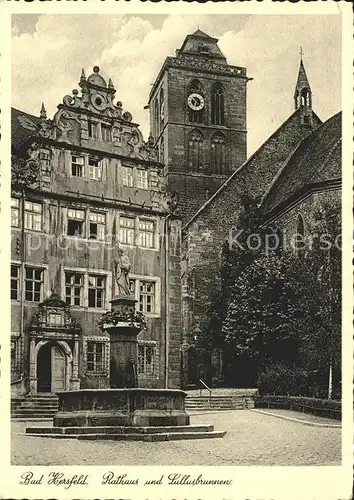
top-left (260, 111), bottom-right (341, 208)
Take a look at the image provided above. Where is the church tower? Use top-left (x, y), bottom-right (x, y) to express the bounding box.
top-left (294, 52), bottom-right (314, 127)
top-left (147, 30), bottom-right (251, 222)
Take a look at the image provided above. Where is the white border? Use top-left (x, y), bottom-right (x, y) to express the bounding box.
top-left (0, 3), bottom-right (352, 500)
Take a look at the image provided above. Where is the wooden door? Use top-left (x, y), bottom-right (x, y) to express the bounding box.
top-left (51, 345), bottom-right (66, 392)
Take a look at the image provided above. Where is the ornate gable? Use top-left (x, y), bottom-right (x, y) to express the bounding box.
top-left (35, 66), bottom-right (158, 162)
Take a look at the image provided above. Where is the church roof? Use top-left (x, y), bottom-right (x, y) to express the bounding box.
top-left (261, 111), bottom-right (341, 217)
top-left (184, 107), bottom-right (322, 229)
top-left (11, 107), bottom-right (39, 150)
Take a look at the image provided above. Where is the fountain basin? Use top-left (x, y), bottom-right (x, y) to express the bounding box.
top-left (53, 388), bottom-right (190, 427)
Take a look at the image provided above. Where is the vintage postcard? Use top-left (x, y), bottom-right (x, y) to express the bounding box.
top-left (0, 1), bottom-right (352, 499)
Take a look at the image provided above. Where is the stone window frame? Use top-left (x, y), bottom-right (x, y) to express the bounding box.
top-left (137, 339), bottom-right (159, 379)
top-left (120, 163), bottom-right (150, 190)
top-left (84, 335), bottom-right (110, 376)
top-left (11, 333), bottom-right (23, 374)
top-left (11, 263), bottom-right (20, 301)
top-left (24, 200), bottom-right (43, 232)
top-left (188, 129), bottom-right (204, 171)
top-left (128, 274), bottom-right (161, 318)
top-left (211, 131), bottom-right (228, 174)
top-left (24, 265), bottom-right (45, 303)
top-left (68, 152), bottom-right (105, 182)
top-left (11, 260), bottom-right (49, 303)
top-left (11, 198), bottom-right (20, 228)
top-left (211, 82), bottom-right (226, 126)
top-left (65, 206), bottom-right (108, 241)
top-left (117, 213), bottom-right (160, 251)
top-left (61, 266), bottom-right (112, 311)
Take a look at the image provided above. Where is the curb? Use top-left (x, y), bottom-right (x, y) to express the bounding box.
top-left (252, 409), bottom-right (341, 428)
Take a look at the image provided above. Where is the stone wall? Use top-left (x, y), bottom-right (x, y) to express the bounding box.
top-left (181, 110), bottom-right (322, 383)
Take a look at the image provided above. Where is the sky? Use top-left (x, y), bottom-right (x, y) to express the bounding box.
top-left (11, 14), bottom-right (341, 156)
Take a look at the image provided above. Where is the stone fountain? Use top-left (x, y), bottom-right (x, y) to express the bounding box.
top-left (26, 248), bottom-right (225, 441)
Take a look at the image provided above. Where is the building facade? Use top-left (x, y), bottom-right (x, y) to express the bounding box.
top-left (11, 30), bottom-right (341, 394)
top-left (11, 66), bottom-right (182, 396)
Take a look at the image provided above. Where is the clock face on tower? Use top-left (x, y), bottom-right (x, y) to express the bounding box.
top-left (187, 93), bottom-right (205, 111)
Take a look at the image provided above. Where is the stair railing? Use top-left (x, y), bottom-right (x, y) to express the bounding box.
top-left (198, 379), bottom-right (212, 406)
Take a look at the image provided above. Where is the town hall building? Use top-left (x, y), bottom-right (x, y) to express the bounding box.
top-left (11, 29), bottom-right (341, 397)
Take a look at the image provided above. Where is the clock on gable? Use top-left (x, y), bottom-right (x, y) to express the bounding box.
top-left (187, 93), bottom-right (205, 111)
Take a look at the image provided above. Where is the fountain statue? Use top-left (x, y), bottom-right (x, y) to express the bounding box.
top-left (25, 248), bottom-right (226, 441)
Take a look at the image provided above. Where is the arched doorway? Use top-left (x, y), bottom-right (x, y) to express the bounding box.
top-left (37, 342), bottom-right (68, 393)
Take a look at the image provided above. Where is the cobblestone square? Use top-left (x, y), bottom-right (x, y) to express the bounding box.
top-left (12, 410), bottom-right (341, 466)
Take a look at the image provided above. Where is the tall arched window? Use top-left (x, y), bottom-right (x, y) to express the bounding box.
top-left (154, 99), bottom-right (159, 139)
top-left (188, 130), bottom-right (203, 171)
top-left (295, 214), bottom-right (305, 256)
top-left (159, 137), bottom-right (164, 164)
top-left (159, 88), bottom-right (164, 132)
top-left (188, 80), bottom-right (204, 124)
top-left (211, 83), bottom-right (225, 125)
top-left (211, 133), bottom-right (227, 174)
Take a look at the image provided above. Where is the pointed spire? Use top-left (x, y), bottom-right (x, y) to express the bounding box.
top-left (294, 53), bottom-right (312, 110)
top-left (80, 68), bottom-right (86, 82)
top-left (108, 77), bottom-right (115, 89)
top-left (296, 59), bottom-right (311, 91)
top-left (40, 102), bottom-right (47, 120)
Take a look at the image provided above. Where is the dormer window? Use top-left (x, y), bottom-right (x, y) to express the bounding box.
top-left (101, 123), bottom-right (111, 142)
top-left (88, 120), bottom-right (99, 140)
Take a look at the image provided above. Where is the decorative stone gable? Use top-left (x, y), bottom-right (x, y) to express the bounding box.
top-left (36, 66), bottom-right (158, 162)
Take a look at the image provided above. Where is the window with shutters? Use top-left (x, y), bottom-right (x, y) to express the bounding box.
top-left (137, 169), bottom-right (148, 189)
top-left (71, 155), bottom-right (84, 177)
top-left (122, 166), bottom-right (134, 187)
top-left (67, 209), bottom-right (85, 237)
top-left (11, 198), bottom-right (20, 227)
top-left (88, 120), bottom-right (99, 139)
top-left (119, 217), bottom-right (135, 245)
top-left (211, 134), bottom-right (227, 174)
top-left (139, 220), bottom-right (155, 248)
top-left (24, 201), bottom-right (42, 231)
top-left (188, 130), bottom-right (203, 171)
top-left (88, 158), bottom-right (102, 180)
top-left (65, 272), bottom-right (84, 306)
top-left (101, 123), bottom-right (111, 142)
top-left (88, 275), bottom-right (106, 308)
top-left (211, 83), bottom-right (225, 126)
top-left (89, 212), bottom-right (106, 240)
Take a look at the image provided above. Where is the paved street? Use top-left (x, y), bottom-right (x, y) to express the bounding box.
top-left (12, 410), bottom-right (341, 466)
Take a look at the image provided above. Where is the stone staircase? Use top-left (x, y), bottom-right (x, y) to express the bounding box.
top-left (185, 389), bottom-right (258, 412)
top-left (11, 393), bottom-right (59, 420)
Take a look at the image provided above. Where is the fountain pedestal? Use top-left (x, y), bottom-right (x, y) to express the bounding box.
top-left (25, 274), bottom-right (226, 440)
top-left (106, 295), bottom-right (140, 388)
